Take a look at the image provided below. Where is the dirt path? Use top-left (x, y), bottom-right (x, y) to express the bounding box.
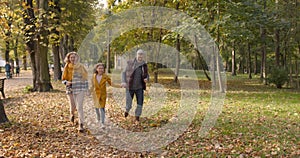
top-left (0, 70), bottom-right (32, 93)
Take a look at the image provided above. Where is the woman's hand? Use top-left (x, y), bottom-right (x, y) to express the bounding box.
top-left (86, 90), bottom-right (91, 96)
top-left (66, 81), bottom-right (72, 86)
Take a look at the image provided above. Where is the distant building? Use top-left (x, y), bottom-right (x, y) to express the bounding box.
top-left (114, 54), bottom-right (128, 70)
top-left (114, 51), bottom-right (149, 70)
top-left (0, 56), bottom-right (5, 67)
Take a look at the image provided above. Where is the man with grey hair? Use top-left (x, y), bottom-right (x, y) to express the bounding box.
top-left (121, 49), bottom-right (149, 123)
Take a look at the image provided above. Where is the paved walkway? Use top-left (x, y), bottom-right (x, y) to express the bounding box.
top-left (0, 70), bottom-right (32, 92)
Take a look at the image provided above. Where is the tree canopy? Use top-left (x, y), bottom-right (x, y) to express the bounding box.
top-left (0, 0), bottom-right (298, 89)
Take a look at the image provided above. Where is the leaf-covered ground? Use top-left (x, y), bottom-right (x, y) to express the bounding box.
top-left (0, 70), bottom-right (299, 157)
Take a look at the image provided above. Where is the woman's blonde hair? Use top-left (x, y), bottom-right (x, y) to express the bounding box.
top-left (64, 52), bottom-right (79, 63)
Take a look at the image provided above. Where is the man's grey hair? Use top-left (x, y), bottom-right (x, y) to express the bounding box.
top-left (136, 49), bottom-right (145, 55)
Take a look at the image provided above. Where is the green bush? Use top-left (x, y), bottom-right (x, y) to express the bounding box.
top-left (23, 85), bottom-right (33, 93)
top-left (268, 67), bottom-right (289, 88)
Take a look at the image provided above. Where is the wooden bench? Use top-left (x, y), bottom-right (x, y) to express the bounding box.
top-left (0, 78), bottom-right (5, 99)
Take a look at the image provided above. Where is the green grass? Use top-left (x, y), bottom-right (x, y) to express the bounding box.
top-left (144, 70), bottom-right (299, 156)
top-left (109, 68), bottom-right (299, 156)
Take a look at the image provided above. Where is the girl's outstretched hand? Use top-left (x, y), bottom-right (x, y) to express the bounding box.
top-left (121, 83), bottom-right (127, 88)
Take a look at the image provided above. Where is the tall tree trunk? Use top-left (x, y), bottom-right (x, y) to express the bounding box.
top-left (215, 45), bottom-right (225, 93)
top-left (231, 43), bottom-right (236, 76)
top-left (23, 0), bottom-right (37, 90)
top-left (154, 28), bottom-right (162, 83)
top-left (275, 29), bottom-right (280, 66)
top-left (254, 50), bottom-right (258, 75)
top-left (5, 41), bottom-right (10, 62)
top-left (223, 45), bottom-right (229, 72)
top-left (106, 1), bottom-right (118, 73)
top-left (215, 0), bottom-right (224, 92)
top-left (211, 51), bottom-right (216, 89)
top-left (283, 41), bottom-right (287, 69)
top-left (153, 0), bottom-right (166, 83)
top-left (31, 47), bottom-right (38, 91)
top-left (107, 29), bottom-right (111, 73)
top-left (260, 28), bottom-right (267, 84)
top-left (51, 0), bottom-right (62, 81)
top-left (22, 55), bottom-right (27, 70)
top-left (174, 2), bottom-right (180, 83)
top-left (35, 39), bottom-right (41, 90)
top-left (106, 5), bottom-right (113, 74)
top-left (248, 42), bottom-right (252, 79)
top-left (275, 0), bottom-right (280, 67)
top-left (293, 0), bottom-right (299, 88)
top-left (296, 43), bottom-right (300, 88)
top-left (0, 100), bottom-right (9, 124)
top-left (5, 20), bottom-right (11, 63)
top-left (289, 49), bottom-right (293, 88)
top-left (14, 38), bottom-right (20, 68)
top-left (296, 58), bottom-right (299, 89)
top-left (174, 34), bottom-right (180, 83)
top-left (5, 40), bottom-right (10, 62)
top-left (5, 18), bottom-right (12, 62)
top-left (194, 35), bottom-right (211, 81)
top-left (69, 37), bottom-right (75, 52)
top-left (53, 45), bottom-right (62, 81)
top-left (36, 0), bottom-right (52, 92)
top-left (238, 57), bottom-right (242, 74)
top-left (238, 46), bottom-right (245, 74)
top-left (60, 34), bottom-right (69, 66)
top-left (225, 59), bottom-right (228, 72)
top-left (260, 0), bottom-right (267, 85)
top-left (59, 38), bottom-right (65, 67)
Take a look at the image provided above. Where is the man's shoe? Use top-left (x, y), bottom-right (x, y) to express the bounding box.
top-left (100, 123), bottom-right (105, 129)
top-left (135, 116), bottom-right (140, 122)
top-left (124, 112), bottom-right (129, 118)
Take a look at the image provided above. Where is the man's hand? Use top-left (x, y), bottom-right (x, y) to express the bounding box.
top-left (144, 78), bottom-right (148, 83)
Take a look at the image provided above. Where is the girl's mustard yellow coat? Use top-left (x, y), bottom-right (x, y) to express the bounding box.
top-left (90, 73), bottom-right (112, 108)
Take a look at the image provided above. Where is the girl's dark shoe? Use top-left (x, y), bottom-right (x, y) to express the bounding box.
top-left (124, 112), bottom-right (129, 118)
top-left (70, 115), bottom-right (74, 123)
top-left (78, 123), bottom-right (84, 133)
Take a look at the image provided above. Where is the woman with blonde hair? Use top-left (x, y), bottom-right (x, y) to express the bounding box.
top-left (62, 52), bottom-right (88, 132)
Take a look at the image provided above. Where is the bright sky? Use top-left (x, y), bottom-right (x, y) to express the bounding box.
top-left (98, 0), bottom-right (108, 8)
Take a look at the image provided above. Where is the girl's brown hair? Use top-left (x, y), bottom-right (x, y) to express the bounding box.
top-left (93, 63), bottom-right (105, 74)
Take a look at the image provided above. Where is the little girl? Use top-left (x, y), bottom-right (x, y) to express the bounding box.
top-left (90, 63), bottom-right (119, 128)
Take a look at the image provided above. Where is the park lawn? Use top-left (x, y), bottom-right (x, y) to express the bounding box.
top-left (0, 70), bottom-right (299, 157)
top-left (148, 71), bottom-right (300, 157)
